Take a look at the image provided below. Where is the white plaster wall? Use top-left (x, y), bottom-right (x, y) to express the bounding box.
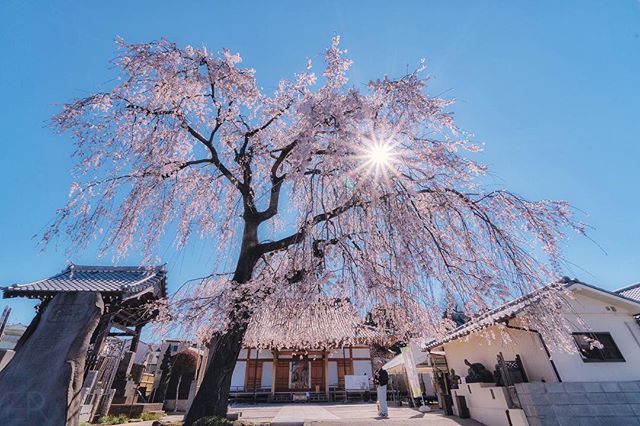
top-left (329, 349), bottom-right (350, 359)
top-left (256, 349), bottom-right (273, 359)
top-left (352, 347), bottom-right (371, 358)
top-left (328, 361), bottom-right (339, 385)
top-left (261, 361), bottom-right (273, 388)
top-left (353, 360), bottom-right (373, 377)
top-left (441, 290), bottom-right (640, 385)
top-left (544, 291), bottom-right (640, 382)
top-left (231, 361), bottom-right (246, 389)
top-left (452, 383), bottom-right (527, 426)
top-left (443, 325), bottom-right (558, 384)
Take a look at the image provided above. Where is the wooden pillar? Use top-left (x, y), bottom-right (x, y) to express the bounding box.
top-left (323, 350), bottom-right (330, 398)
top-left (271, 350), bottom-right (277, 396)
top-left (84, 312), bottom-right (112, 376)
top-left (252, 349), bottom-right (259, 396)
top-left (246, 347), bottom-right (251, 392)
top-left (129, 324), bottom-right (143, 353)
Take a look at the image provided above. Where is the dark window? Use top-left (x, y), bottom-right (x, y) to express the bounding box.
top-left (572, 332), bottom-right (625, 362)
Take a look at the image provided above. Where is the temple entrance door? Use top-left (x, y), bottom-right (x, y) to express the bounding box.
top-left (275, 360), bottom-right (289, 391)
top-left (336, 359), bottom-right (353, 389)
top-left (310, 359), bottom-right (325, 392)
top-left (246, 360), bottom-right (263, 391)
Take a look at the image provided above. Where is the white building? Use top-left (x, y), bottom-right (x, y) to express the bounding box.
top-left (0, 323), bottom-right (26, 351)
top-left (426, 279), bottom-right (640, 426)
top-left (0, 323), bottom-right (27, 371)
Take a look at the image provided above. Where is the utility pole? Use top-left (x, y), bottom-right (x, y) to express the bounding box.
top-left (0, 306), bottom-right (10, 343)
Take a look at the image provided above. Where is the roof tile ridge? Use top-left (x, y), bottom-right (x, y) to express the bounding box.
top-left (6, 267), bottom-right (72, 290)
top-left (614, 282), bottom-right (640, 293)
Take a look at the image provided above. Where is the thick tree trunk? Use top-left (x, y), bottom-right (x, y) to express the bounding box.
top-left (184, 218), bottom-right (260, 425)
top-left (183, 324), bottom-right (247, 425)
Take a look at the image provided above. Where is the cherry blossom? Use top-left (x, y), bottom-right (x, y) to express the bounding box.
top-left (48, 36), bottom-right (584, 421)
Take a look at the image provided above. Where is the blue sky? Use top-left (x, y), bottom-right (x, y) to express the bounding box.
top-left (1, 1), bottom-right (639, 327)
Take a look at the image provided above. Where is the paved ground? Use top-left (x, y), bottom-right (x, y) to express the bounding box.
top-left (109, 404), bottom-right (483, 425)
top-left (228, 403), bottom-right (484, 425)
top-left (110, 414), bottom-right (183, 426)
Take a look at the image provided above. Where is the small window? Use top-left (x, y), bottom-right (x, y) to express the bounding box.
top-left (572, 332), bottom-right (625, 362)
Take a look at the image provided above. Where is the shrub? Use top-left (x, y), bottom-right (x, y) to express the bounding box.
top-left (192, 416), bottom-right (234, 426)
top-left (140, 412), bottom-right (162, 421)
top-left (98, 414), bottom-right (129, 425)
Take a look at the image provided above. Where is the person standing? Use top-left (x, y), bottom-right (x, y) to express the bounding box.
top-left (373, 360), bottom-right (389, 418)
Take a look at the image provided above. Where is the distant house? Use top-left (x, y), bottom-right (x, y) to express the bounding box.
top-left (0, 323), bottom-right (27, 351)
top-left (145, 339), bottom-right (207, 412)
top-left (0, 323), bottom-right (27, 371)
top-left (425, 279), bottom-right (640, 426)
top-left (616, 282), bottom-right (640, 303)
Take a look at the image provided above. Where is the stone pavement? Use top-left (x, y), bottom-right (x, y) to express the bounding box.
top-left (229, 402), bottom-right (484, 425)
top-left (110, 414), bottom-right (184, 426)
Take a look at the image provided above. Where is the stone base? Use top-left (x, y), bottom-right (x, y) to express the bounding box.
top-left (516, 381), bottom-right (640, 426)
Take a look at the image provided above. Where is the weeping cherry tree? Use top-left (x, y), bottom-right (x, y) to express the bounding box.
top-left (48, 37), bottom-right (583, 423)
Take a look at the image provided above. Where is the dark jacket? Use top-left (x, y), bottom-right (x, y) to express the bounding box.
top-left (373, 368), bottom-right (389, 386)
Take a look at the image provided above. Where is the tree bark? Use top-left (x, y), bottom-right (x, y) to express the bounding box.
top-left (183, 324), bottom-right (248, 425)
top-left (184, 218), bottom-right (260, 425)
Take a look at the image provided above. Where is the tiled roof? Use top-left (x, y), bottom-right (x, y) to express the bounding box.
top-left (3, 264), bottom-right (166, 300)
top-left (424, 283), bottom-right (564, 350)
top-left (616, 282), bottom-right (640, 302)
top-left (243, 298), bottom-right (393, 350)
top-left (425, 279), bottom-right (640, 350)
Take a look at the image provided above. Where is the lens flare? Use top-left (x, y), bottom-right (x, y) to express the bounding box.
top-left (348, 126), bottom-right (405, 187)
top-left (366, 142), bottom-right (393, 167)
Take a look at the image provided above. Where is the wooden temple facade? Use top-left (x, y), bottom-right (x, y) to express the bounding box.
top-left (225, 297), bottom-right (390, 402)
top-left (232, 346), bottom-right (375, 401)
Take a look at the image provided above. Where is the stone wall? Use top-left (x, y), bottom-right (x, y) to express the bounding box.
top-left (515, 381), bottom-right (640, 426)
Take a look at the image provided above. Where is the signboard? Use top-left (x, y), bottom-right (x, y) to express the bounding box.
top-left (402, 344), bottom-right (422, 398)
top-left (345, 374), bottom-right (369, 390)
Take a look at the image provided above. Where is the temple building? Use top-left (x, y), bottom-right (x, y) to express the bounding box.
top-left (227, 298), bottom-right (396, 402)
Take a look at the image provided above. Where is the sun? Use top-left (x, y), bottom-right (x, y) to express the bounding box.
top-left (347, 126), bottom-right (404, 186)
top-left (359, 137), bottom-right (400, 179)
top-left (365, 142), bottom-right (394, 168)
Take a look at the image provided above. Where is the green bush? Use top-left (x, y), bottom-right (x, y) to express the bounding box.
top-left (192, 416), bottom-right (234, 426)
top-left (140, 412), bottom-right (162, 421)
top-left (98, 414), bottom-right (129, 425)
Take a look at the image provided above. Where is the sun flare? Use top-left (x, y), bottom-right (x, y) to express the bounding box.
top-left (366, 142), bottom-right (394, 167)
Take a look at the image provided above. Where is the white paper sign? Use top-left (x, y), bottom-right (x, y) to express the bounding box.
top-left (345, 374), bottom-right (369, 390)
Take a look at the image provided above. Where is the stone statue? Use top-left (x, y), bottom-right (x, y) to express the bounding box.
top-left (449, 368), bottom-right (461, 389)
top-left (464, 359), bottom-right (494, 383)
